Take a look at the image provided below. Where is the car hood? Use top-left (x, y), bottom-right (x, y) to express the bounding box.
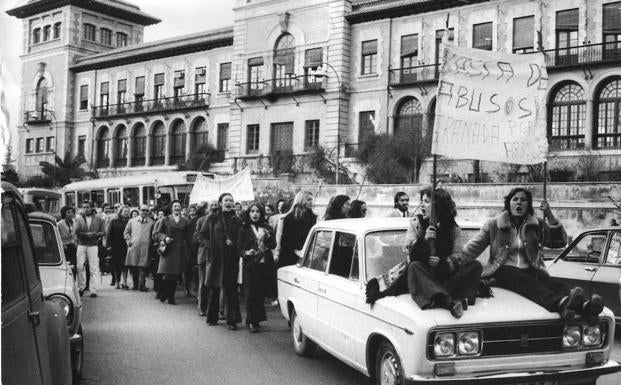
top-left (39, 264), bottom-right (70, 297)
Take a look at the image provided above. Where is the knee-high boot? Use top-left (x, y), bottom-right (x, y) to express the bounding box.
top-left (168, 280), bottom-right (177, 305)
top-left (160, 280), bottom-right (168, 303)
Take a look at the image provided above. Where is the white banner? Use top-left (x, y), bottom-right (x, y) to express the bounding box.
top-left (431, 45), bottom-right (548, 164)
top-left (189, 168), bottom-right (255, 205)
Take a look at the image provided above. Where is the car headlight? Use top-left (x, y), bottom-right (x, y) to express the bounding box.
top-left (433, 333), bottom-right (455, 357)
top-left (563, 325), bottom-right (582, 348)
top-left (458, 332), bottom-right (480, 355)
top-left (582, 325), bottom-right (602, 347)
top-left (48, 294), bottom-right (73, 322)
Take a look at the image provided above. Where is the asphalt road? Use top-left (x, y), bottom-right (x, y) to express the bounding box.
top-left (80, 280), bottom-right (621, 385)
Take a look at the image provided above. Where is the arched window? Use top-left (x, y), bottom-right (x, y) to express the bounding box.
top-left (549, 82), bottom-right (585, 150)
top-left (273, 33), bottom-right (296, 91)
top-left (191, 117), bottom-right (208, 151)
top-left (131, 124), bottom-right (146, 166)
top-left (595, 77), bottom-right (621, 149)
top-left (96, 127), bottom-right (110, 168)
top-left (170, 120), bottom-right (187, 164)
top-left (42, 25), bottom-right (51, 41)
top-left (33, 27), bottom-right (41, 44)
top-left (53, 22), bottom-right (61, 39)
top-left (35, 77), bottom-right (48, 118)
top-left (150, 122), bottom-right (166, 166)
top-left (394, 97), bottom-right (423, 139)
top-left (114, 126), bottom-right (128, 167)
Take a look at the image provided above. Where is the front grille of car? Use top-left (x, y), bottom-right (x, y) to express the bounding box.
top-left (481, 322), bottom-right (564, 356)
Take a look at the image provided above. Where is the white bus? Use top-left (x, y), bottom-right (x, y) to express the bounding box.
top-left (19, 188), bottom-right (63, 219)
top-left (62, 171), bottom-right (214, 210)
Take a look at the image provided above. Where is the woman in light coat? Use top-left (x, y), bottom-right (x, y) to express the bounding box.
top-left (124, 204), bottom-right (154, 291)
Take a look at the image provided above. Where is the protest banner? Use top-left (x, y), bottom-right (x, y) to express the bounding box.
top-left (431, 45), bottom-right (548, 165)
top-left (189, 168), bottom-right (255, 204)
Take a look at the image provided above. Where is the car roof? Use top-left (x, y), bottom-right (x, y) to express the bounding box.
top-left (312, 217), bottom-right (483, 233)
top-left (28, 211), bottom-right (59, 224)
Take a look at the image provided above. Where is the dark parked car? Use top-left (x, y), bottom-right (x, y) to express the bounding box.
top-left (1, 181), bottom-right (73, 385)
top-left (547, 226), bottom-right (621, 325)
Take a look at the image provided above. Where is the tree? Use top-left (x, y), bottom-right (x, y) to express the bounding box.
top-left (177, 144), bottom-right (223, 172)
top-left (39, 151), bottom-right (88, 186)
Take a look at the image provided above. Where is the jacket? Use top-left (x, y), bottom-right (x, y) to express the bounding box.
top-left (74, 214), bottom-right (106, 246)
top-left (461, 211), bottom-right (567, 277)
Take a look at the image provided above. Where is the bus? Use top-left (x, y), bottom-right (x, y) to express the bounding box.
top-left (62, 171), bottom-right (214, 210)
top-left (19, 188), bottom-right (63, 219)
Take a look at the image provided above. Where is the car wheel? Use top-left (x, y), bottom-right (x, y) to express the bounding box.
top-left (71, 325), bottom-right (84, 384)
top-left (375, 340), bottom-right (404, 385)
top-left (291, 308), bottom-right (315, 357)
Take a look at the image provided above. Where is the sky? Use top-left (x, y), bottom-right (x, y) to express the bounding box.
top-left (0, 0), bottom-right (234, 165)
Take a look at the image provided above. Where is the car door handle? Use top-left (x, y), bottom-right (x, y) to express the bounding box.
top-left (584, 266), bottom-right (598, 272)
top-left (293, 277), bottom-right (300, 284)
top-left (29, 311), bottom-right (41, 327)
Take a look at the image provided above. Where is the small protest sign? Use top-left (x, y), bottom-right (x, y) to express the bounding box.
top-left (431, 45), bottom-right (548, 165)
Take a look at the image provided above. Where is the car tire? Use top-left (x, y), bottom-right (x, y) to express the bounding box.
top-left (290, 308), bottom-right (315, 357)
top-left (71, 325), bottom-right (84, 384)
top-left (375, 340), bottom-right (404, 385)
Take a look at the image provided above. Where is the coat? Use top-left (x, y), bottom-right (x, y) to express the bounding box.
top-left (155, 215), bottom-right (191, 275)
top-left (238, 223), bottom-right (276, 298)
top-left (124, 216), bottom-right (154, 267)
top-left (278, 211), bottom-right (316, 268)
top-left (194, 215), bottom-right (209, 264)
top-left (106, 217), bottom-right (130, 270)
top-left (199, 211), bottom-right (243, 288)
top-left (461, 211), bottom-right (567, 277)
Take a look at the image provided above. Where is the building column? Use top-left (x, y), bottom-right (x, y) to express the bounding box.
top-left (164, 132), bottom-right (171, 165)
top-left (145, 134), bottom-right (151, 166)
top-left (127, 135), bottom-right (133, 167)
top-left (585, 98), bottom-right (594, 149)
top-left (185, 130), bottom-right (192, 159)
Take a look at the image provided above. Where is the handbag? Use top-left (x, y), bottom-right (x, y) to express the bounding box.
top-left (157, 240), bottom-right (168, 257)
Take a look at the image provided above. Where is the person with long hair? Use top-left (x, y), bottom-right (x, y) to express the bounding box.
top-left (276, 191), bottom-right (317, 268)
top-left (462, 187), bottom-right (603, 322)
top-left (323, 195), bottom-right (351, 220)
top-left (366, 188), bottom-right (482, 318)
top-left (106, 205), bottom-right (131, 289)
top-left (199, 193), bottom-right (243, 329)
top-left (238, 203), bottom-right (276, 333)
top-left (348, 200), bottom-right (367, 218)
top-left (155, 200), bottom-right (191, 305)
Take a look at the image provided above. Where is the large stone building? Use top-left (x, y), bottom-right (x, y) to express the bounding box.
top-left (8, 0), bottom-right (621, 182)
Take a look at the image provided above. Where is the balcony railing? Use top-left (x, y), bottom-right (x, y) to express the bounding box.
top-left (24, 109), bottom-right (52, 124)
top-left (389, 63), bottom-right (440, 87)
top-left (236, 75), bottom-right (326, 99)
top-left (231, 153), bottom-right (314, 176)
top-left (537, 40), bottom-right (621, 68)
top-left (93, 92), bottom-right (210, 119)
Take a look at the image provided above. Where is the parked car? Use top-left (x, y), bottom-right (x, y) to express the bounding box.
top-left (1, 181), bottom-right (73, 385)
top-left (29, 212), bottom-right (84, 383)
top-left (278, 217), bottom-right (620, 385)
top-left (546, 226), bottom-right (621, 326)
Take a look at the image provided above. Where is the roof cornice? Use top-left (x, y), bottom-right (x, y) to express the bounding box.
top-left (6, 0), bottom-right (161, 26)
top-left (346, 0), bottom-right (492, 24)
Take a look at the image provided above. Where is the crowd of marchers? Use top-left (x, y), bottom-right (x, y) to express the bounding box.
top-left (52, 185), bottom-right (606, 333)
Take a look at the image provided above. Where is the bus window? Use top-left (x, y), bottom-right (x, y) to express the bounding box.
top-left (107, 188), bottom-right (121, 206)
top-left (124, 187), bottom-right (139, 208)
top-left (65, 192), bottom-right (75, 207)
top-left (77, 191), bottom-right (90, 206)
top-left (143, 186), bottom-right (155, 206)
top-left (91, 190), bottom-right (105, 208)
top-left (158, 187), bottom-right (173, 209)
top-left (175, 185), bottom-right (192, 207)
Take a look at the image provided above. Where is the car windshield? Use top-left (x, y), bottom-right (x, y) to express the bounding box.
top-left (30, 222), bottom-right (62, 265)
top-left (365, 230), bottom-right (408, 281)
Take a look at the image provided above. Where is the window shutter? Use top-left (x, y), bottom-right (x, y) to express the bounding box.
top-left (604, 2), bottom-right (621, 33)
top-left (401, 34), bottom-right (418, 57)
top-left (248, 57), bottom-right (264, 67)
top-left (362, 40), bottom-right (378, 55)
top-left (174, 71), bottom-right (185, 87)
top-left (513, 16), bottom-right (534, 49)
top-left (118, 79), bottom-right (127, 92)
top-left (135, 76), bottom-right (145, 94)
top-left (220, 63), bottom-right (231, 79)
top-left (556, 9), bottom-right (579, 30)
top-left (100, 82), bottom-right (109, 94)
top-left (154, 73), bottom-right (165, 86)
top-left (304, 48), bottom-right (323, 68)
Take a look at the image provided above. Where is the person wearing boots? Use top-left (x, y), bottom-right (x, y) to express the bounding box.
top-left (106, 205), bottom-right (130, 289)
top-left (366, 188), bottom-right (482, 318)
top-left (124, 204), bottom-right (154, 291)
top-left (155, 200), bottom-right (191, 305)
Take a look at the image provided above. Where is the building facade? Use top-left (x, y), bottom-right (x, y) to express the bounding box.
top-left (8, 0), bottom-right (621, 182)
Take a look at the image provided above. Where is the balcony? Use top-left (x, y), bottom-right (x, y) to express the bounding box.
top-left (231, 153), bottom-right (314, 176)
top-left (236, 75), bottom-right (326, 100)
top-left (24, 109), bottom-right (52, 124)
top-left (93, 92), bottom-right (210, 120)
top-left (538, 41), bottom-right (621, 69)
top-left (389, 63), bottom-right (440, 87)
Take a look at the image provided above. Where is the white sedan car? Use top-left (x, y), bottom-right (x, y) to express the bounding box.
top-left (277, 217), bottom-right (620, 385)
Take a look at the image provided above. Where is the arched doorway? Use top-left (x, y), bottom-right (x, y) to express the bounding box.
top-left (35, 77), bottom-right (48, 118)
top-left (96, 127), bottom-right (110, 168)
top-left (594, 77), bottom-right (621, 149)
top-left (170, 119), bottom-right (187, 164)
top-left (548, 81), bottom-right (585, 150)
top-left (131, 123), bottom-right (146, 166)
top-left (150, 121), bottom-right (166, 166)
top-left (114, 125), bottom-right (128, 167)
top-left (394, 97), bottom-right (423, 140)
top-left (191, 117), bottom-right (208, 151)
top-left (273, 33), bottom-right (296, 92)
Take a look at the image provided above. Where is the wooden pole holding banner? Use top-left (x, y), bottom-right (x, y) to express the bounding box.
top-left (543, 161), bottom-right (548, 201)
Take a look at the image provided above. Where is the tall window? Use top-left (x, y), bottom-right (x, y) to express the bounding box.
top-left (117, 79), bottom-right (127, 105)
top-left (77, 135), bottom-right (86, 158)
top-left (195, 67), bottom-right (206, 96)
top-left (513, 16), bottom-right (534, 53)
top-left (83, 23), bottom-right (96, 41)
top-left (273, 34), bottom-right (295, 89)
top-left (603, 2), bottom-right (621, 60)
top-left (46, 136), bottom-right (54, 152)
top-left (173, 70), bottom-right (185, 101)
top-left (100, 28), bottom-right (112, 45)
top-left (26, 138), bottom-right (34, 154)
top-left (191, 117), bottom-right (208, 151)
top-left (116, 32), bottom-right (127, 47)
top-left (134, 76), bottom-right (145, 105)
top-left (359, 111), bottom-right (375, 145)
top-left (217, 123), bottom-right (229, 152)
top-left (36, 138), bottom-right (44, 153)
top-left (394, 98), bottom-right (423, 139)
top-left (361, 39), bottom-right (378, 75)
top-left (473, 22), bottom-right (493, 50)
top-left (219, 63), bottom-right (231, 92)
top-left (79, 84), bottom-right (89, 110)
top-left (33, 28), bottom-right (41, 44)
top-left (549, 82), bottom-right (585, 150)
top-left (150, 122), bottom-right (166, 165)
top-left (35, 77), bottom-right (48, 114)
top-left (114, 126), bottom-right (128, 167)
top-left (154, 73), bottom-right (164, 103)
top-left (53, 22), bottom-right (61, 39)
top-left (131, 124), bottom-right (146, 166)
top-left (96, 127), bottom-right (110, 168)
top-left (246, 124), bottom-right (260, 154)
top-left (100, 82), bottom-right (109, 114)
top-left (305, 120), bottom-right (320, 150)
top-left (270, 122), bottom-right (293, 154)
top-left (556, 9), bottom-right (579, 65)
top-left (400, 34), bottom-right (418, 83)
top-left (248, 57), bottom-right (264, 93)
top-left (435, 28), bottom-right (454, 64)
top-left (595, 77), bottom-right (621, 149)
top-left (170, 120), bottom-right (187, 164)
top-left (42, 25), bottom-right (51, 41)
